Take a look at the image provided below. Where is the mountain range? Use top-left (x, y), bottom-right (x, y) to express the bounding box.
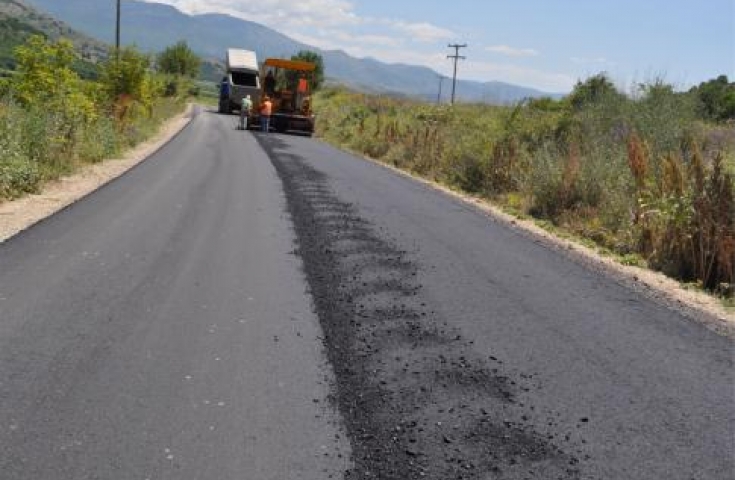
top-left (0, 0), bottom-right (106, 73)
top-left (21, 0), bottom-right (560, 103)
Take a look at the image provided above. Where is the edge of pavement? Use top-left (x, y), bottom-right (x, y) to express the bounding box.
top-left (0, 103), bottom-right (195, 244)
top-left (316, 139), bottom-right (735, 339)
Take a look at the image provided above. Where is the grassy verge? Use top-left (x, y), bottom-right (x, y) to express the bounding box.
top-left (313, 86), bottom-right (735, 303)
top-left (0, 36), bottom-right (198, 201)
top-left (0, 96), bottom-right (185, 200)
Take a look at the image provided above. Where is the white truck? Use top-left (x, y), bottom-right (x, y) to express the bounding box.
top-left (219, 49), bottom-right (260, 114)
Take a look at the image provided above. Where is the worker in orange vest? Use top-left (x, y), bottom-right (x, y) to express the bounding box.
top-left (296, 74), bottom-right (309, 111)
top-left (260, 96), bottom-right (272, 133)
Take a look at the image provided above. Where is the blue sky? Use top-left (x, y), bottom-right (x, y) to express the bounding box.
top-left (142, 0), bottom-right (734, 92)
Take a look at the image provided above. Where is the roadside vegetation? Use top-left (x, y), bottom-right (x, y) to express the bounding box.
top-left (0, 35), bottom-right (199, 201)
top-left (314, 74), bottom-right (735, 300)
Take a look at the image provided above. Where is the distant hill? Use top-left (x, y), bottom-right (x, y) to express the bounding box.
top-left (0, 0), bottom-right (107, 76)
top-left (0, 9), bottom-right (41, 70)
top-left (25, 0), bottom-right (560, 103)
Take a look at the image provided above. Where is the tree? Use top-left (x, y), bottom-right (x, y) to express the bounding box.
top-left (638, 79), bottom-right (675, 101)
top-left (14, 35), bottom-right (77, 104)
top-left (157, 40), bottom-right (201, 78)
top-left (100, 46), bottom-right (155, 117)
top-left (568, 73), bottom-right (622, 110)
top-left (100, 47), bottom-right (150, 99)
top-left (291, 50), bottom-right (324, 91)
top-left (690, 75), bottom-right (735, 121)
top-left (12, 35), bottom-right (94, 119)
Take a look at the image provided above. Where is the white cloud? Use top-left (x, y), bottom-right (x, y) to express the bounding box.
top-left (486, 45), bottom-right (539, 57)
top-left (387, 20), bottom-right (455, 43)
top-left (140, 0), bottom-right (360, 29)
top-left (142, 1), bottom-right (453, 42)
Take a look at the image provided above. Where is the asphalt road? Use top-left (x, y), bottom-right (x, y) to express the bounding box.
top-left (0, 109), bottom-right (732, 480)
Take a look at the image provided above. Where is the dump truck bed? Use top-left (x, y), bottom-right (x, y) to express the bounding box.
top-left (227, 49), bottom-right (258, 72)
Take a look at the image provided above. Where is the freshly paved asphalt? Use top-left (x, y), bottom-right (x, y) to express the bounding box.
top-left (0, 110), bottom-right (350, 479)
top-left (0, 109), bottom-right (732, 479)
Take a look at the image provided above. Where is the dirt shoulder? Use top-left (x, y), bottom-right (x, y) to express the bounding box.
top-left (334, 145), bottom-right (735, 338)
top-left (0, 105), bottom-right (192, 244)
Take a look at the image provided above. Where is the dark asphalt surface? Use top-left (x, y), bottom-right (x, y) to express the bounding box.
top-left (0, 109), bottom-right (733, 479)
top-left (0, 109), bottom-right (349, 479)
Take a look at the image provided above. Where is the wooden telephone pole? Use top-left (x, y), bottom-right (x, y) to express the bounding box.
top-left (115, 0), bottom-right (121, 51)
top-left (447, 43), bottom-right (467, 105)
top-left (437, 75), bottom-right (444, 104)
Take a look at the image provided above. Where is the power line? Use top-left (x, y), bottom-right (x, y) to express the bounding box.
top-left (447, 43), bottom-right (467, 105)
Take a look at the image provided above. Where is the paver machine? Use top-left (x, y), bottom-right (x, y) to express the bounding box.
top-left (254, 58), bottom-right (316, 136)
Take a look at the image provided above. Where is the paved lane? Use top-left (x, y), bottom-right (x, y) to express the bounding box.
top-left (0, 110), bottom-right (349, 479)
top-left (257, 131), bottom-right (734, 480)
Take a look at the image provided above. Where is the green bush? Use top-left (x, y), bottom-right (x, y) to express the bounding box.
top-left (448, 153), bottom-right (487, 193)
top-left (689, 75), bottom-right (735, 122)
top-left (0, 158), bottom-right (40, 198)
top-left (77, 116), bottom-right (120, 163)
top-left (157, 41), bottom-right (201, 78)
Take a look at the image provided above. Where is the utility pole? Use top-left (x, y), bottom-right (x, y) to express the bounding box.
top-left (115, 0), bottom-right (121, 51)
top-left (437, 75), bottom-right (444, 105)
top-left (447, 43), bottom-right (467, 105)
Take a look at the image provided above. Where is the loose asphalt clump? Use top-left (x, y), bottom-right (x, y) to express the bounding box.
top-left (259, 135), bottom-right (585, 480)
